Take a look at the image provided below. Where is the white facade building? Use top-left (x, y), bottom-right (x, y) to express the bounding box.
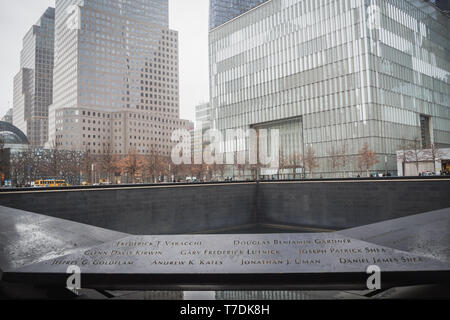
top-left (397, 147), bottom-right (450, 176)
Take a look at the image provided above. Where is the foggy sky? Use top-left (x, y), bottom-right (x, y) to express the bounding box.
top-left (0, 0), bottom-right (210, 122)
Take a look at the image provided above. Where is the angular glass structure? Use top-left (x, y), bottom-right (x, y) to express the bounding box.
top-left (0, 121), bottom-right (30, 145)
top-left (209, 0), bottom-right (450, 177)
top-left (210, 0), bottom-right (269, 29)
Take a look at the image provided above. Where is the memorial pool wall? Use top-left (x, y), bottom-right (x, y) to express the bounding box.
top-left (0, 178), bottom-right (449, 234)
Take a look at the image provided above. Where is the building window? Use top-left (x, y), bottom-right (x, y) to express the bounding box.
top-left (420, 115), bottom-right (431, 148)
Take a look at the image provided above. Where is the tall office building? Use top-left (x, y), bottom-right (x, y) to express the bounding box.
top-left (209, 0), bottom-right (450, 177)
top-left (210, 0), bottom-right (269, 30)
top-left (48, 0), bottom-right (191, 156)
top-left (13, 8), bottom-right (55, 147)
top-left (195, 102), bottom-right (213, 132)
top-left (194, 102), bottom-right (213, 154)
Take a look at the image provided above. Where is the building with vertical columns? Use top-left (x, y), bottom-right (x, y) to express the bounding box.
top-left (13, 7), bottom-right (55, 147)
top-left (195, 102), bottom-right (213, 132)
top-left (48, 0), bottom-right (191, 156)
top-left (209, 0), bottom-right (450, 177)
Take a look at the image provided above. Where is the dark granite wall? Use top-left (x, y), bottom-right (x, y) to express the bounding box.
top-left (0, 184), bottom-right (257, 235)
top-left (258, 180), bottom-right (450, 230)
top-left (0, 179), bottom-right (449, 234)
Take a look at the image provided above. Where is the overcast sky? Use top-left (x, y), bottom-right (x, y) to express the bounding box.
top-left (0, 0), bottom-right (210, 121)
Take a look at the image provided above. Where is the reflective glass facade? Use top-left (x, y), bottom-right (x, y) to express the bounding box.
top-left (0, 121), bottom-right (30, 145)
top-left (196, 102), bottom-right (213, 131)
top-left (210, 0), bottom-right (269, 30)
top-left (430, 0), bottom-right (450, 13)
top-left (209, 0), bottom-right (450, 177)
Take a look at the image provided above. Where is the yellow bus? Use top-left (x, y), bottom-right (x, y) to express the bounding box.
top-left (34, 180), bottom-right (68, 188)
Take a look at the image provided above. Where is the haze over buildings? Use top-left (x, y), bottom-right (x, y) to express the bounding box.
top-left (13, 7), bottom-right (55, 147)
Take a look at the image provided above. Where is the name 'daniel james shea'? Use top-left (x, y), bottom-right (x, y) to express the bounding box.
top-left (339, 256), bottom-right (424, 264)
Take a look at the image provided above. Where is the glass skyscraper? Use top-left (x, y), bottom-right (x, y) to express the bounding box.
top-left (209, 0), bottom-right (450, 177)
top-left (196, 102), bottom-right (213, 131)
top-left (13, 8), bottom-right (55, 147)
top-left (210, 0), bottom-right (269, 30)
top-left (49, 0), bottom-right (191, 155)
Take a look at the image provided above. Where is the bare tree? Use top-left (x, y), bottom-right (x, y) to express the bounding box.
top-left (189, 163), bottom-right (201, 181)
top-left (217, 163), bottom-right (226, 181)
top-left (10, 151), bottom-right (24, 186)
top-left (189, 153), bottom-right (208, 182)
top-left (9, 152), bottom-right (23, 187)
top-left (100, 145), bottom-right (116, 183)
top-left (407, 137), bottom-right (422, 176)
top-left (45, 140), bottom-right (62, 179)
top-left (249, 129), bottom-right (265, 181)
top-left (0, 137), bottom-right (8, 185)
top-left (328, 146), bottom-right (341, 178)
top-left (32, 149), bottom-right (46, 181)
top-left (8, 147), bottom-right (36, 186)
top-left (62, 150), bottom-right (85, 185)
top-left (339, 142), bottom-right (351, 178)
top-left (117, 149), bottom-right (144, 184)
top-left (287, 153), bottom-right (303, 179)
top-left (248, 158), bottom-right (264, 181)
top-left (160, 156), bottom-right (170, 182)
top-left (144, 149), bottom-right (165, 183)
top-left (208, 161), bottom-right (225, 182)
top-left (169, 159), bottom-right (183, 183)
top-left (82, 149), bottom-right (95, 185)
top-left (358, 143), bottom-right (380, 177)
top-left (423, 144), bottom-right (445, 174)
top-left (304, 146), bottom-right (319, 178)
top-left (277, 149), bottom-right (287, 179)
top-left (234, 152), bottom-right (247, 181)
